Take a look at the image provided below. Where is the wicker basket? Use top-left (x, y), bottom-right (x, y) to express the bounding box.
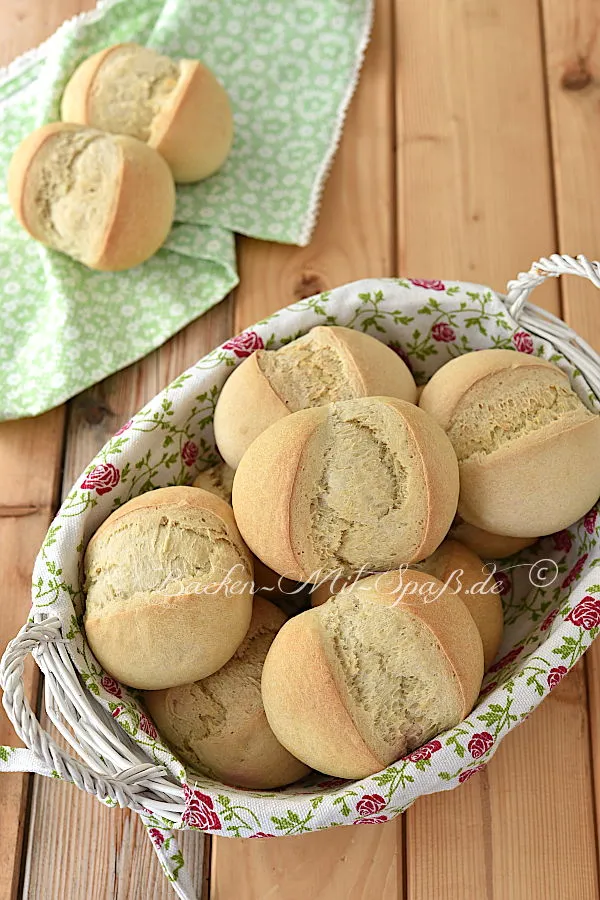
top-left (2, 253), bottom-right (600, 900)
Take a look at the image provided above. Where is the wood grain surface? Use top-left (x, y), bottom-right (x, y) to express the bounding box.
top-left (1, 0), bottom-right (600, 898)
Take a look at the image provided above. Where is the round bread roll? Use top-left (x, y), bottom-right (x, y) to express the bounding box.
top-left (145, 597), bottom-right (310, 789)
top-left (261, 570), bottom-right (484, 779)
top-left (214, 326), bottom-right (418, 469)
top-left (84, 486), bottom-right (253, 690)
top-left (61, 43), bottom-right (233, 183)
top-left (418, 539), bottom-right (503, 670)
top-left (192, 461), bottom-right (235, 502)
top-left (449, 517), bottom-right (537, 560)
top-left (419, 349), bottom-right (600, 536)
top-left (191, 462), bottom-right (301, 604)
top-left (8, 122), bottom-right (175, 271)
top-left (232, 397), bottom-right (459, 582)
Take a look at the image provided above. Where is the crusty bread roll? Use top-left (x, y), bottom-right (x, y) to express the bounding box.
top-left (192, 461), bottom-right (235, 502)
top-left (419, 349), bottom-right (600, 536)
top-left (261, 570), bottom-right (484, 778)
top-left (61, 43), bottom-right (233, 183)
top-left (449, 517), bottom-right (537, 560)
top-left (8, 122), bottom-right (175, 271)
top-left (214, 326), bottom-right (418, 469)
top-left (310, 573), bottom-right (367, 607)
top-left (232, 397), bottom-right (459, 582)
top-left (418, 539), bottom-right (503, 670)
top-left (145, 597), bottom-right (310, 788)
top-left (84, 486), bottom-right (253, 690)
top-left (191, 462), bottom-right (301, 604)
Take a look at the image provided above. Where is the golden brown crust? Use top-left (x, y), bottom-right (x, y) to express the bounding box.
top-left (150, 59), bottom-right (233, 183)
top-left (60, 46), bottom-right (118, 124)
top-left (378, 397), bottom-right (459, 560)
top-left (458, 415), bottom-right (600, 536)
top-left (366, 569), bottom-right (484, 717)
top-left (8, 122), bottom-right (175, 271)
top-left (329, 327), bottom-right (417, 404)
top-left (94, 133), bottom-right (175, 270)
top-left (449, 519), bottom-right (537, 559)
top-left (420, 540), bottom-right (503, 670)
top-left (232, 407), bottom-right (324, 580)
top-left (214, 352), bottom-right (290, 470)
top-left (419, 349), bottom-right (558, 430)
top-left (7, 122), bottom-right (81, 239)
top-left (261, 612), bottom-right (385, 778)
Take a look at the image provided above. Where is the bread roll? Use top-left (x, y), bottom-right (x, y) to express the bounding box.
top-left (310, 572), bottom-right (368, 607)
top-left (191, 462), bottom-right (301, 604)
top-left (84, 486), bottom-right (253, 689)
top-left (261, 570), bottom-right (484, 778)
top-left (449, 517), bottom-right (537, 559)
top-left (145, 597), bottom-right (310, 788)
top-left (192, 461), bottom-right (235, 502)
top-left (418, 539), bottom-right (503, 670)
top-left (419, 349), bottom-right (600, 536)
top-left (8, 122), bottom-right (175, 271)
top-left (232, 397), bottom-right (459, 582)
top-left (61, 43), bottom-right (233, 183)
top-left (214, 326), bottom-right (418, 469)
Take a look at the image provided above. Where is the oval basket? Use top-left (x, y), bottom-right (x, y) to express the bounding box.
top-left (2, 253), bottom-right (600, 899)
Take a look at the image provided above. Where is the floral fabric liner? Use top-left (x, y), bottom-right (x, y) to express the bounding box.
top-left (1, 277), bottom-right (599, 896)
top-left (0, 0), bottom-right (372, 420)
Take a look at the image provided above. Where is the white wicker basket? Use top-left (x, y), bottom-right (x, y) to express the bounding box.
top-left (2, 253), bottom-right (600, 899)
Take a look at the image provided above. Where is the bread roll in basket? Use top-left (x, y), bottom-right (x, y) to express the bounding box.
top-left (2, 254), bottom-right (600, 899)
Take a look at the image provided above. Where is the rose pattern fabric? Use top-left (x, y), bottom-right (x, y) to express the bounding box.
top-left (562, 554), bottom-right (589, 589)
top-left (406, 739), bottom-right (442, 762)
top-left (5, 276), bottom-right (599, 854)
top-left (115, 419), bottom-right (132, 436)
top-left (540, 608), bottom-right (559, 632)
top-left (431, 322), bottom-right (456, 343)
top-left (81, 463), bottom-right (120, 496)
top-left (468, 733), bottom-right (494, 759)
top-left (148, 828), bottom-right (165, 847)
top-left (223, 331), bottom-right (264, 358)
top-left (182, 785), bottom-right (222, 831)
top-left (101, 675), bottom-right (121, 698)
top-left (409, 278), bottom-right (445, 291)
top-left (547, 666), bottom-right (568, 689)
top-left (584, 509), bottom-right (598, 535)
top-left (488, 646), bottom-right (524, 673)
top-left (356, 794), bottom-right (386, 817)
top-left (494, 571), bottom-right (511, 596)
top-left (553, 530), bottom-right (573, 553)
top-left (356, 816), bottom-right (388, 825)
top-left (566, 596), bottom-right (600, 630)
top-left (140, 715), bottom-right (158, 739)
top-left (181, 441), bottom-right (199, 468)
top-left (513, 331), bottom-right (534, 353)
top-left (459, 765), bottom-right (486, 784)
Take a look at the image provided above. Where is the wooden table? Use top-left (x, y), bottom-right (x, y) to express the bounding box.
top-left (2, 1), bottom-right (600, 898)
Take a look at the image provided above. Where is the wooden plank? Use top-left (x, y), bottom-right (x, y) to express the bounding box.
top-left (395, 0), bottom-right (560, 309)
top-left (23, 302), bottom-right (234, 898)
top-left (395, 2), bottom-right (598, 898)
top-left (0, 3), bottom-right (92, 896)
top-left (212, 820), bottom-right (402, 900)
top-left (540, 0), bottom-right (600, 873)
top-left (211, 0), bottom-right (400, 895)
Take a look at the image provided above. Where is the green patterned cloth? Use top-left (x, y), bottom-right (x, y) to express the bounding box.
top-left (0, 0), bottom-right (371, 420)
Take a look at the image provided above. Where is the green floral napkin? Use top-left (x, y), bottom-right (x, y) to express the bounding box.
top-left (0, 0), bottom-right (372, 419)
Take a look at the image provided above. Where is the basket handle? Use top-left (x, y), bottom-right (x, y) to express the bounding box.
top-left (0, 617), bottom-right (166, 810)
top-left (504, 253), bottom-right (600, 399)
